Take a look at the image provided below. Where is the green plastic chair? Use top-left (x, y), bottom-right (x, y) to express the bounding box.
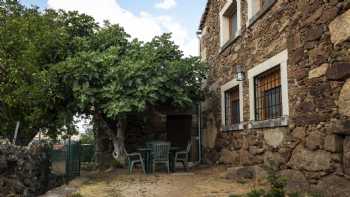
top-left (174, 141), bottom-right (192, 171)
top-left (113, 149), bottom-right (146, 174)
top-left (151, 141), bottom-right (171, 173)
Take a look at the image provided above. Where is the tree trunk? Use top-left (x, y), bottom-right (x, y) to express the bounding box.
top-left (94, 112), bottom-right (128, 167)
top-left (110, 117), bottom-right (127, 166)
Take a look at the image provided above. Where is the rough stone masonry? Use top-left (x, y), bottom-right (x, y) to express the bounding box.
top-left (199, 0), bottom-right (350, 195)
top-left (0, 140), bottom-right (51, 197)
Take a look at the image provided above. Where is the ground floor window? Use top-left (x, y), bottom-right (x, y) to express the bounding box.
top-left (248, 49), bottom-right (289, 127)
top-left (225, 86), bottom-right (240, 125)
top-left (254, 66), bottom-right (282, 121)
top-left (221, 78), bottom-right (243, 130)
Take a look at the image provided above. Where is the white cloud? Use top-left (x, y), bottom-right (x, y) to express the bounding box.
top-left (155, 0), bottom-right (176, 10)
top-left (47, 0), bottom-right (198, 56)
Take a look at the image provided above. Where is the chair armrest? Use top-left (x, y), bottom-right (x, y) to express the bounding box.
top-left (127, 152), bottom-right (142, 157)
top-left (175, 151), bottom-right (187, 156)
top-left (127, 152), bottom-right (143, 160)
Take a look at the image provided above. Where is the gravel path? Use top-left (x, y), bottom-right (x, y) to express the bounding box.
top-left (74, 166), bottom-right (257, 197)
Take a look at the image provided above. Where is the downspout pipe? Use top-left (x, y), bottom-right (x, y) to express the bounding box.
top-left (198, 102), bottom-right (202, 164)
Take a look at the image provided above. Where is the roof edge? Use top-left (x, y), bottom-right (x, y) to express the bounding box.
top-left (198, 0), bottom-right (211, 31)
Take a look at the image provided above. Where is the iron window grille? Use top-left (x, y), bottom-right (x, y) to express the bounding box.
top-left (254, 66), bottom-right (282, 121)
top-left (224, 86), bottom-right (240, 126)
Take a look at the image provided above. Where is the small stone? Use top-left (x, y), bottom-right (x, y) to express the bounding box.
top-left (292, 127), bottom-right (306, 139)
top-left (314, 175), bottom-right (350, 196)
top-left (225, 165), bottom-right (266, 183)
top-left (305, 131), bottom-right (323, 151)
top-left (218, 149), bottom-right (239, 165)
top-left (279, 170), bottom-right (310, 194)
top-left (239, 150), bottom-right (251, 166)
top-left (324, 134), bottom-right (343, 153)
top-left (329, 9), bottom-right (350, 45)
top-left (332, 119), bottom-right (350, 135)
top-left (225, 166), bottom-right (254, 181)
top-left (338, 80), bottom-right (350, 117)
top-left (249, 146), bottom-right (265, 155)
top-left (264, 128), bottom-right (286, 148)
top-left (344, 137), bottom-right (350, 175)
top-left (264, 151), bottom-right (285, 169)
top-left (309, 64), bottom-right (329, 79)
top-left (288, 145), bottom-right (332, 172)
top-left (326, 62), bottom-right (350, 81)
top-left (305, 25), bottom-right (323, 41)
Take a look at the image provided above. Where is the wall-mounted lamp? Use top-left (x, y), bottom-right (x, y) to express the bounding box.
top-left (235, 65), bottom-right (245, 81)
top-left (196, 30), bottom-right (202, 39)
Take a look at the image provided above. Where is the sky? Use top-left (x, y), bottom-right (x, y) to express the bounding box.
top-left (20, 0), bottom-right (207, 56)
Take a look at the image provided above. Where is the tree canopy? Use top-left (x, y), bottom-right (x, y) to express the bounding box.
top-left (0, 0), bottom-right (207, 146)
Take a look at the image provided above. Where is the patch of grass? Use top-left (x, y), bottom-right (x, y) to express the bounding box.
top-left (237, 179), bottom-right (248, 184)
top-left (308, 192), bottom-right (324, 197)
top-left (289, 192), bottom-right (301, 197)
top-left (246, 189), bottom-right (266, 197)
top-left (67, 193), bottom-right (83, 197)
top-left (229, 194), bottom-right (242, 197)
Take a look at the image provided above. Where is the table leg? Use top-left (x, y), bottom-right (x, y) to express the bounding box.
top-left (170, 152), bottom-right (176, 172)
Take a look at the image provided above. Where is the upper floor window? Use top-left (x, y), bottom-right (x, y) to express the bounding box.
top-left (247, 0), bottom-right (276, 25)
top-left (220, 0), bottom-right (241, 47)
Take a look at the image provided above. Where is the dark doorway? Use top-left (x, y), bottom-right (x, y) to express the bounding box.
top-left (166, 115), bottom-right (192, 147)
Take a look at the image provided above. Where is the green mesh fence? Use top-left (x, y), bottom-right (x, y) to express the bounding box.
top-left (80, 144), bottom-right (95, 163)
top-left (50, 140), bottom-right (81, 180)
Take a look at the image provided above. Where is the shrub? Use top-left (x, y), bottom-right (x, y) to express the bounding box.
top-left (67, 193), bottom-right (83, 197)
top-left (246, 189), bottom-right (266, 197)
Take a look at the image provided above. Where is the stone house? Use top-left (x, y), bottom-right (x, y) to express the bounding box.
top-left (197, 0), bottom-right (350, 195)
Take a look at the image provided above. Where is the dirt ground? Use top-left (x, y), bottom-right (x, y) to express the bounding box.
top-left (73, 166), bottom-right (261, 197)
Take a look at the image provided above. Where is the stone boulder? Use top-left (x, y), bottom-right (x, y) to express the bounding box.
top-left (287, 146), bottom-right (332, 172)
top-left (326, 62), bottom-right (350, 81)
top-left (279, 170), bottom-right (310, 194)
top-left (218, 149), bottom-right (239, 165)
top-left (309, 63), bottom-right (329, 79)
top-left (263, 128), bottom-right (286, 148)
top-left (264, 151), bottom-right (286, 169)
top-left (332, 119), bottom-right (350, 136)
top-left (324, 134), bottom-right (343, 153)
top-left (292, 127), bottom-right (306, 140)
top-left (344, 137), bottom-right (350, 175)
top-left (313, 175), bottom-right (350, 197)
top-left (338, 80), bottom-right (350, 117)
top-left (225, 165), bottom-right (267, 183)
top-left (329, 9), bottom-right (350, 45)
top-left (305, 131), bottom-right (323, 150)
top-left (0, 143), bottom-right (51, 197)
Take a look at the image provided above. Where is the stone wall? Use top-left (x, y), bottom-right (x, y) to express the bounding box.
top-left (0, 141), bottom-right (51, 197)
top-left (200, 0), bottom-right (350, 195)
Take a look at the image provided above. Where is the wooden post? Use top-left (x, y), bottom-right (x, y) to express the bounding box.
top-left (12, 121), bottom-right (20, 145)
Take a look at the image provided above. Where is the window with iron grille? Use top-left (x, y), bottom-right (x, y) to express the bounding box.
top-left (225, 86), bottom-right (240, 125)
top-left (254, 66), bottom-right (282, 121)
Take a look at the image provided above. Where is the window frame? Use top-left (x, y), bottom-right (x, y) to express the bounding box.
top-left (246, 0), bottom-right (277, 27)
top-left (219, 0), bottom-right (241, 47)
top-left (221, 78), bottom-right (244, 131)
top-left (224, 86), bottom-right (240, 125)
top-left (248, 50), bottom-right (289, 128)
top-left (253, 66), bottom-right (282, 121)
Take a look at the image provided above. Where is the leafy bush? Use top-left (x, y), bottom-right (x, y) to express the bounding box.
top-left (264, 162), bottom-right (287, 197)
top-left (241, 161), bottom-right (287, 197)
top-left (246, 189), bottom-right (266, 197)
top-left (67, 193), bottom-right (83, 197)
